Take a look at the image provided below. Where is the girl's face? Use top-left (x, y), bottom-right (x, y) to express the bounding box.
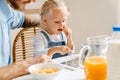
top-left (44, 9), bottom-right (67, 35)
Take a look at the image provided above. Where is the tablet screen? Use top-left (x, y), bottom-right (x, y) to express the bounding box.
top-left (53, 54), bottom-right (83, 70)
top-left (61, 57), bottom-right (81, 70)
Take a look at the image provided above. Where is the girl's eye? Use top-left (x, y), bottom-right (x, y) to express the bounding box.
top-left (54, 20), bottom-right (65, 23)
top-left (54, 21), bottom-right (60, 23)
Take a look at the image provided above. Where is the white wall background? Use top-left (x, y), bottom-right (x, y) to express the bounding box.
top-left (65, 0), bottom-right (119, 53)
top-left (11, 0), bottom-right (119, 53)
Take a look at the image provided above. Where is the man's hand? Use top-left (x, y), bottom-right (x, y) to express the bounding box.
top-left (34, 55), bottom-right (52, 63)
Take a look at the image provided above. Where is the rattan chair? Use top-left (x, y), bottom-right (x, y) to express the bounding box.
top-left (12, 26), bottom-right (41, 63)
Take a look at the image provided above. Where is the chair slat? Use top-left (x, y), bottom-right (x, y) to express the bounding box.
top-left (12, 26), bottom-right (41, 63)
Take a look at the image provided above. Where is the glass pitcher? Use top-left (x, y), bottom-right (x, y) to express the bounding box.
top-left (79, 35), bottom-right (109, 80)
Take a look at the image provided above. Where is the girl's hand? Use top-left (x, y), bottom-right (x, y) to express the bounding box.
top-left (54, 46), bottom-right (72, 55)
top-left (63, 25), bottom-right (72, 38)
top-left (48, 46), bottom-right (72, 56)
top-left (63, 25), bottom-right (74, 51)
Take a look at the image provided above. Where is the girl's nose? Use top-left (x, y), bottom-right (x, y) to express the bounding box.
top-left (60, 22), bottom-right (65, 27)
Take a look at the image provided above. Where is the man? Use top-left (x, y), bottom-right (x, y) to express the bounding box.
top-left (0, 0), bottom-right (51, 80)
top-left (7, 0), bottom-right (40, 27)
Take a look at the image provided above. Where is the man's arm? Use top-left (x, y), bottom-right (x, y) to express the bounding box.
top-left (22, 15), bottom-right (40, 28)
top-left (0, 55), bottom-right (51, 80)
top-left (7, 0), bottom-right (40, 28)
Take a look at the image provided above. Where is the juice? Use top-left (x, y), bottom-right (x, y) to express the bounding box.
top-left (84, 56), bottom-right (107, 80)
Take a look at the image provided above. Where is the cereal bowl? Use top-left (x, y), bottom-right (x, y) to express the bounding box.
top-left (28, 62), bottom-right (64, 80)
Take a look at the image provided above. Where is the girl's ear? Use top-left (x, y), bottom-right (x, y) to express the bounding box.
top-left (42, 17), bottom-right (47, 23)
top-left (44, 19), bottom-right (47, 22)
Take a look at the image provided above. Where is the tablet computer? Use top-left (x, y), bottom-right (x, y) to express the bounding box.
top-left (53, 54), bottom-right (83, 70)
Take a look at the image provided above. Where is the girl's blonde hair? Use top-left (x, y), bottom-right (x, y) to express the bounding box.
top-left (40, 0), bottom-right (70, 19)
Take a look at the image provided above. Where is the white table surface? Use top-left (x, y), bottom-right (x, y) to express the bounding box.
top-left (12, 68), bottom-right (85, 80)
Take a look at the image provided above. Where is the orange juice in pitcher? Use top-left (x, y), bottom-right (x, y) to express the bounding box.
top-left (79, 35), bottom-right (109, 80)
top-left (84, 56), bottom-right (107, 80)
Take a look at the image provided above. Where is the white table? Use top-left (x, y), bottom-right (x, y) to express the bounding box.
top-left (12, 68), bottom-right (85, 80)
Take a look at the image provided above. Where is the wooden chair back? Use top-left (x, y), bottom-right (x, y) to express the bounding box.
top-left (12, 26), bottom-right (41, 63)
